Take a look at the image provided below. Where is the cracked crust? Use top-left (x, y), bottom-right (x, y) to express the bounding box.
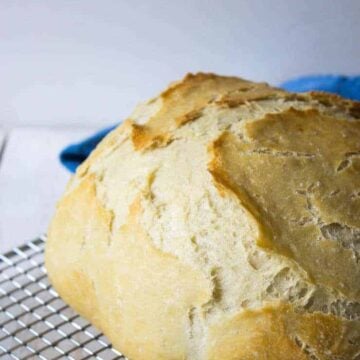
top-left (208, 108), bottom-right (360, 299)
top-left (127, 73), bottom-right (282, 151)
top-left (47, 177), bottom-right (212, 360)
top-left (47, 73), bottom-right (360, 359)
top-left (207, 303), bottom-right (360, 360)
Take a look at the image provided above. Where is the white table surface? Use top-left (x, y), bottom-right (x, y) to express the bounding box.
top-left (0, 127), bottom-right (99, 253)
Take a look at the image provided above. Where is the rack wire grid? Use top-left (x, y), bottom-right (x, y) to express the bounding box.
top-left (0, 236), bottom-right (126, 360)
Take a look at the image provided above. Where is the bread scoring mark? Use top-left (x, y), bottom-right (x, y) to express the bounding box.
top-left (208, 107), bottom-right (360, 300)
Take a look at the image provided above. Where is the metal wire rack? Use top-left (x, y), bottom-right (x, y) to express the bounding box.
top-left (0, 236), bottom-right (126, 360)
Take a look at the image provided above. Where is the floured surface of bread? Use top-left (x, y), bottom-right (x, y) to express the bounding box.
top-left (46, 73), bottom-right (360, 360)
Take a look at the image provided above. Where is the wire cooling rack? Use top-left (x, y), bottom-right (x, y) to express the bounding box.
top-left (0, 236), bottom-right (126, 360)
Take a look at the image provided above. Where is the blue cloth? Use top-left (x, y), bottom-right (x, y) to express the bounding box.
top-left (281, 75), bottom-right (360, 101)
top-left (60, 75), bottom-right (360, 172)
top-left (60, 125), bottom-right (116, 173)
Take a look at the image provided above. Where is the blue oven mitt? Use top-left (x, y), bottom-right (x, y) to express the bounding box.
top-left (60, 75), bottom-right (360, 172)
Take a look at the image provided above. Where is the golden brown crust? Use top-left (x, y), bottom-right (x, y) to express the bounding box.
top-left (76, 120), bottom-right (133, 177)
top-left (47, 73), bottom-right (360, 359)
top-left (208, 108), bottom-right (360, 299)
top-left (214, 83), bottom-right (287, 108)
top-left (300, 91), bottom-right (360, 119)
top-left (130, 122), bottom-right (172, 150)
top-left (129, 72), bottom-right (253, 150)
top-left (103, 197), bottom-right (211, 359)
top-left (46, 176), bottom-right (113, 329)
top-left (47, 177), bottom-right (212, 360)
top-left (175, 108), bottom-right (204, 127)
top-left (207, 303), bottom-right (359, 360)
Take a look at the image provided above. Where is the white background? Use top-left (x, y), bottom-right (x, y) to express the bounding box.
top-left (1, 0), bottom-right (360, 128)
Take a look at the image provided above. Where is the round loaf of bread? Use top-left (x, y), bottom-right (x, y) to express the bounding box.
top-left (46, 73), bottom-right (360, 360)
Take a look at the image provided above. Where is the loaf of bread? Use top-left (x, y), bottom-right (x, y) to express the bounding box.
top-left (46, 73), bottom-right (360, 359)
